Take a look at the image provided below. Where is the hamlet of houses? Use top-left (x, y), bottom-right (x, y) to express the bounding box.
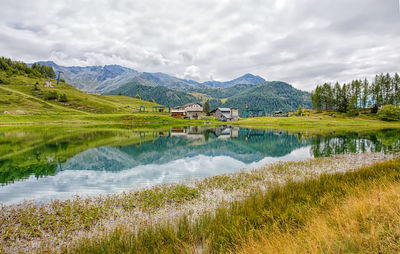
top-left (170, 103), bottom-right (239, 122)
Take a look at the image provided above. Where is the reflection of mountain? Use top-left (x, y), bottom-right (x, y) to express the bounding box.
top-left (2, 128), bottom-right (399, 185)
top-left (62, 128), bottom-right (311, 172)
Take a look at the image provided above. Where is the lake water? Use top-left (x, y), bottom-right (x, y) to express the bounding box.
top-left (0, 126), bottom-right (399, 205)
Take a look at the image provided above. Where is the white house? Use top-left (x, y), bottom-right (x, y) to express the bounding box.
top-left (173, 103), bottom-right (204, 120)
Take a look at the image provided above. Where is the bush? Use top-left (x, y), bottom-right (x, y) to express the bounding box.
top-left (59, 94), bottom-right (68, 102)
top-left (297, 105), bottom-right (303, 116)
top-left (45, 91), bottom-right (58, 100)
top-left (0, 76), bottom-right (9, 84)
top-left (347, 108), bottom-right (359, 117)
top-left (377, 105), bottom-right (400, 121)
top-left (371, 104), bottom-right (379, 114)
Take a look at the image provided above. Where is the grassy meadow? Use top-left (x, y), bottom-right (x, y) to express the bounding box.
top-left (0, 73), bottom-right (217, 126)
top-left (236, 110), bottom-right (400, 129)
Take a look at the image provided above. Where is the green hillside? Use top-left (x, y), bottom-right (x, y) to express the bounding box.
top-left (0, 59), bottom-right (199, 125)
top-left (110, 80), bottom-right (312, 114)
top-left (192, 81), bottom-right (312, 114)
top-left (107, 81), bottom-right (198, 107)
top-left (223, 81), bottom-right (311, 114)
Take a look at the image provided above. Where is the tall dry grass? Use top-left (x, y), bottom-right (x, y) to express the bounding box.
top-left (71, 158), bottom-right (400, 254)
top-left (240, 182), bottom-right (400, 254)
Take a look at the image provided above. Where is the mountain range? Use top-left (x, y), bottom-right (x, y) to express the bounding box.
top-left (36, 61), bottom-right (312, 113)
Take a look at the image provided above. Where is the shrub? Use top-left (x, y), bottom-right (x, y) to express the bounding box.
top-left (135, 94), bottom-right (141, 100)
top-left (377, 105), bottom-right (400, 121)
top-left (59, 94), bottom-right (68, 102)
top-left (297, 105), bottom-right (303, 116)
top-left (371, 104), bottom-right (379, 114)
top-left (45, 91), bottom-right (58, 100)
top-left (0, 76), bottom-right (9, 84)
top-left (33, 84), bottom-right (40, 91)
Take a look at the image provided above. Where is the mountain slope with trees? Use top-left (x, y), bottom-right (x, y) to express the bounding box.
top-left (221, 82), bottom-right (311, 114)
top-left (33, 60), bottom-right (311, 113)
top-left (107, 81), bottom-right (198, 107)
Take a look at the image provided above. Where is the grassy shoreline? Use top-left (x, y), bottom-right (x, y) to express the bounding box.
top-left (0, 152), bottom-right (397, 253)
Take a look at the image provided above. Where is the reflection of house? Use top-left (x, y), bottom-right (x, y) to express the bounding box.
top-left (171, 103), bottom-right (204, 120)
top-left (214, 108), bottom-right (239, 122)
top-left (170, 126), bottom-right (206, 139)
top-left (214, 126), bottom-right (240, 139)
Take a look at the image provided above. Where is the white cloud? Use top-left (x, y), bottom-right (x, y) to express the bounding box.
top-left (181, 65), bottom-right (201, 81)
top-left (0, 0), bottom-right (399, 90)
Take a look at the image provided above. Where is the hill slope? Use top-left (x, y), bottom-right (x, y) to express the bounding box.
top-left (0, 70), bottom-right (158, 116)
top-left (222, 81), bottom-right (311, 114)
top-left (107, 81), bottom-right (197, 107)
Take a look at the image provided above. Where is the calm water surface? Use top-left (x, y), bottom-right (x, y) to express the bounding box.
top-left (0, 126), bottom-right (399, 205)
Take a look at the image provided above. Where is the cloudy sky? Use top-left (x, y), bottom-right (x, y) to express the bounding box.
top-left (0, 0), bottom-right (399, 90)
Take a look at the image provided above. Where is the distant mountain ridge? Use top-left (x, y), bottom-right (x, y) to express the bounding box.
top-left (202, 73), bottom-right (266, 88)
top-left (35, 61), bottom-right (266, 93)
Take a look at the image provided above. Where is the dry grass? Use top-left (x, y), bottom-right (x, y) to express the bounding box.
top-left (0, 153), bottom-right (398, 253)
top-left (240, 182), bottom-right (400, 254)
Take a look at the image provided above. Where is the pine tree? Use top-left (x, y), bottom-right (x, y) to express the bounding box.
top-left (361, 78), bottom-right (369, 109)
top-left (311, 86), bottom-right (322, 111)
top-left (393, 73), bottom-right (400, 105)
top-left (204, 101), bottom-right (210, 116)
top-left (297, 105), bottom-right (303, 116)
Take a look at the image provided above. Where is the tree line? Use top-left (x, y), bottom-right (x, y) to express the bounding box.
top-left (311, 73), bottom-right (400, 114)
top-left (0, 57), bottom-right (56, 79)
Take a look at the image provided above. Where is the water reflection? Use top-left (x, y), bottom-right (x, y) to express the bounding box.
top-left (0, 126), bottom-right (399, 204)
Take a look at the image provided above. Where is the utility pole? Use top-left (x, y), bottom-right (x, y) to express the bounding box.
top-left (56, 71), bottom-right (63, 85)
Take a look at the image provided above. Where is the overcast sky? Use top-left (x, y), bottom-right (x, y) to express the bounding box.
top-left (0, 0), bottom-right (399, 90)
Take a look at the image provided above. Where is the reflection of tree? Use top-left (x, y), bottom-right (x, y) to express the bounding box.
top-left (203, 130), bottom-right (211, 141)
top-left (0, 130), bottom-right (124, 185)
top-left (311, 130), bottom-right (400, 157)
top-left (0, 161), bottom-right (58, 185)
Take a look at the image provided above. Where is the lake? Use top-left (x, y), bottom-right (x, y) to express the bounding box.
top-left (0, 126), bottom-right (399, 205)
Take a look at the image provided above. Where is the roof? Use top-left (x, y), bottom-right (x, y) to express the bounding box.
top-left (217, 108), bottom-right (231, 112)
top-left (186, 108), bottom-right (203, 112)
top-left (221, 112), bottom-right (232, 119)
top-left (181, 102), bottom-right (202, 108)
top-left (171, 110), bottom-right (185, 113)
